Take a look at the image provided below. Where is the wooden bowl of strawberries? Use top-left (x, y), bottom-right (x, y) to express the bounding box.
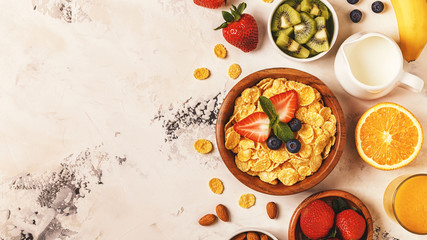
top-left (289, 190), bottom-right (373, 240)
top-left (215, 68), bottom-right (346, 195)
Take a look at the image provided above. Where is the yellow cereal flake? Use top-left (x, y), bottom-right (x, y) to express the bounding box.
top-left (266, 162), bottom-right (280, 172)
top-left (308, 102), bottom-right (322, 113)
top-left (289, 156), bottom-right (310, 170)
top-left (322, 139), bottom-right (333, 158)
top-left (239, 138), bottom-right (255, 149)
top-left (262, 0), bottom-right (274, 3)
top-left (329, 114), bottom-right (337, 124)
top-left (298, 166), bottom-right (312, 179)
top-left (319, 107), bottom-right (332, 121)
top-left (228, 63), bottom-right (242, 79)
top-left (209, 178), bottom-right (224, 194)
top-left (301, 134), bottom-right (314, 144)
top-left (194, 139), bottom-right (213, 154)
top-left (313, 127), bottom-right (323, 137)
top-left (298, 143), bottom-right (312, 159)
top-left (241, 87), bottom-right (260, 104)
top-left (225, 131), bottom-right (240, 150)
top-left (255, 148), bottom-right (269, 160)
top-left (278, 168), bottom-right (299, 186)
top-left (295, 107), bottom-right (308, 121)
top-left (239, 193), bottom-right (256, 208)
top-left (257, 78), bottom-right (274, 90)
top-left (298, 124), bottom-right (314, 139)
top-left (234, 104), bottom-right (256, 122)
top-left (251, 159), bottom-right (271, 172)
top-left (298, 87), bottom-right (316, 106)
top-left (246, 170), bottom-right (258, 176)
top-left (259, 168), bottom-right (280, 183)
top-left (305, 112), bottom-right (325, 127)
top-left (235, 156), bottom-right (251, 172)
top-left (323, 121), bottom-right (336, 136)
top-left (214, 44), bottom-right (227, 58)
top-left (193, 67), bottom-right (210, 80)
top-left (309, 155), bottom-right (323, 172)
top-left (235, 97), bottom-right (245, 106)
top-left (237, 149), bottom-right (252, 162)
top-left (269, 148), bottom-right (289, 164)
top-left (262, 88), bottom-right (276, 98)
top-left (313, 135), bottom-right (329, 155)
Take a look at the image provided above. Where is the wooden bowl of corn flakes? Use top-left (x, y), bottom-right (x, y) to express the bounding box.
top-left (215, 68), bottom-right (345, 195)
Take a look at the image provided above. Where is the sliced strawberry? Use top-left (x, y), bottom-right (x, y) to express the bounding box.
top-left (269, 90), bottom-right (298, 123)
top-left (233, 112), bottom-right (270, 142)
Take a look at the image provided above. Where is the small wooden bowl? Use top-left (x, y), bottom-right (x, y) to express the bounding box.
top-left (215, 68), bottom-right (346, 195)
top-left (289, 190), bottom-right (374, 240)
top-left (227, 228), bottom-right (278, 240)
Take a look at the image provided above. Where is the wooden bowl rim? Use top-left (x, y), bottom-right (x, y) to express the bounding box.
top-left (288, 189), bottom-right (374, 240)
top-left (215, 68), bottom-right (346, 195)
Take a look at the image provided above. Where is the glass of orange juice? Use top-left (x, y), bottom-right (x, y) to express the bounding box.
top-left (383, 174), bottom-right (427, 235)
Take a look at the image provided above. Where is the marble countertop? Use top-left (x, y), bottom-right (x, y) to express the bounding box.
top-left (0, 0), bottom-right (426, 239)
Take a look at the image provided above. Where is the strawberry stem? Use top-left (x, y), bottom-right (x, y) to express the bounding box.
top-left (214, 2), bottom-right (247, 30)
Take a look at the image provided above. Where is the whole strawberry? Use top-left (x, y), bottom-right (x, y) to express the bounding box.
top-left (194, 0), bottom-right (226, 9)
top-left (336, 209), bottom-right (366, 240)
top-left (300, 200), bottom-right (335, 240)
top-left (215, 3), bottom-right (258, 52)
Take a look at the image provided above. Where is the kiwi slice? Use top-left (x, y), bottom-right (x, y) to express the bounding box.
top-left (275, 32), bottom-right (310, 58)
top-left (271, 4), bottom-right (301, 32)
top-left (313, 0), bottom-right (330, 20)
top-left (273, 27), bottom-right (294, 38)
top-left (294, 13), bottom-right (316, 44)
top-left (315, 16), bottom-right (326, 30)
top-left (306, 28), bottom-right (329, 52)
top-left (301, 0), bottom-right (330, 19)
top-left (309, 47), bottom-right (319, 56)
top-left (283, 0), bottom-right (302, 8)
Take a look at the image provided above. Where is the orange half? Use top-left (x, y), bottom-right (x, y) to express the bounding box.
top-left (355, 103), bottom-right (423, 170)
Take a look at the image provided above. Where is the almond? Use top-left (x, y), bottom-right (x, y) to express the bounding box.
top-left (231, 233), bottom-right (246, 240)
top-left (260, 234), bottom-right (269, 240)
top-left (215, 204), bottom-right (230, 222)
top-left (266, 202), bottom-right (278, 219)
top-left (198, 214), bottom-right (217, 226)
top-left (247, 232), bottom-right (260, 240)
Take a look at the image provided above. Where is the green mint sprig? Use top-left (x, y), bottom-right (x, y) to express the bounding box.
top-left (259, 96), bottom-right (294, 142)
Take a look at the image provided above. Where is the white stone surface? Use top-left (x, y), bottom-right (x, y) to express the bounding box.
top-left (0, 0), bottom-right (426, 239)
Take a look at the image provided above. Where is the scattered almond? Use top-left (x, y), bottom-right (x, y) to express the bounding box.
top-left (231, 233), bottom-right (246, 240)
top-left (247, 232), bottom-right (260, 240)
top-left (266, 202), bottom-right (278, 219)
top-left (198, 214), bottom-right (217, 226)
top-left (215, 204), bottom-right (230, 222)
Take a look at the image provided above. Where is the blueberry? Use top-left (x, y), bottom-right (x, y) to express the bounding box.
top-left (286, 139), bottom-right (301, 153)
top-left (350, 9), bottom-right (362, 23)
top-left (371, 1), bottom-right (384, 13)
top-left (288, 118), bottom-right (302, 132)
top-left (267, 135), bottom-right (282, 150)
top-left (347, 0), bottom-right (359, 4)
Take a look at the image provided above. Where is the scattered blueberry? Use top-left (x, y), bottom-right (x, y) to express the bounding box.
top-left (286, 139), bottom-right (301, 153)
top-left (350, 9), bottom-right (362, 23)
top-left (288, 118), bottom-right (302, 132)
top-left (267, 135), bottom-right (283, 150)
top-left (371, 1), bottom-right (384, 13)
top-left (347, 0), bottom-right (359, 4)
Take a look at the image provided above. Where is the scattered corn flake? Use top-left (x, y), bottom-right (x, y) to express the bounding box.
top-left (228, 63), bottom-right (242, 79)
top-left (209, 178), bottom-right (224, 194)
top-left (263, 0), bottom-right (274, 3)
top-left (214, 44), bottom-right (227, 58)
top-left (194, 139), bottom-right (213, 154)
top-left (238, 193), bottom-right (256, 208)
top-left (193, 67), bottom-right (210, 80)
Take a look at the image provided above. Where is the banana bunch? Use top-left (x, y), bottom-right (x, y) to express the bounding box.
top-left (390, 0), bottom-right (427, 62)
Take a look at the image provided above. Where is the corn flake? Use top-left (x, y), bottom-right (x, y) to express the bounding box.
top-left (194, 139), bottom-right (213, 154)
top-left (269, 148), bottom-right (289, 164)
top-left (241, 87), bottom-right (260, 104)
top-left (237, 149), bottom-right (252, 162)
top-left (209, 178), bottom-right (224, 194)
top-left (263, 0), bottom-right (274, 3)
top-left (193, 67), bottom-right (210, 80)
top-left (259, 168), bottom-right (280, 183)
top-left (214, 44), bottom-right (227, 58)
top-left (235, 156), bottom-right (250, 172)
top-left (305, 112), bottom-right (325, 127)
top-left (225, 131), bottom-right (240, 150)
top-left (319, 107), bottom-right (332, 121)
top-left (323, 121), bottom-right (336, 136)
top-left (309, 155), bottom-right (323, 172)
top-left (239, 193), bottom-right (256, 208)
top-left (251, 159), bottom-right (271, 172)
top-left (298, 124), bottom-right (314, 139)
top-left (298, 143), bottom-right (312, 159)
top-left (239, 139), bottom-right (255, 149)
top-left (228, 63), bottom-right (242, 79)
top-left (298, 87), bottom-right (316, 106)
top-left (278, 168), bottom-right (299, 186)
top-left (257, 78), bottom-right (274, 90)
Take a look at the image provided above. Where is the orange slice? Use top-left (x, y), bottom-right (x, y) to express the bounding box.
top-left (355, 103), bottom-right (423, 170)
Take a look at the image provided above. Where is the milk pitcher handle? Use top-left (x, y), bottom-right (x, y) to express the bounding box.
top-left (399, 72), bottom-right (424, 93)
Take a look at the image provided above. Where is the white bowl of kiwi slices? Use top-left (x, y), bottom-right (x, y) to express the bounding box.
top-left (268, 0), bottom-right (339, 62)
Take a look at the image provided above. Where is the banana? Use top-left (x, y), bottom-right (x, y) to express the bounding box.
top-left (390, 0), bottom-right (427, 62)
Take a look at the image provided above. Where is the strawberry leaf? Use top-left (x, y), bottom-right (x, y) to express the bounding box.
top-left (214, 22), bottom-right (229, 30)
top-left (325, 226), bottom-right (337, 238)
top-left (259, 96), bottom-right (278, 126)
top-left (273, 121), bottom-right (294, 142)
top-left (222, 11), bottom-right (234, 22)
top-left (237, 2), bottom-right (247, 14)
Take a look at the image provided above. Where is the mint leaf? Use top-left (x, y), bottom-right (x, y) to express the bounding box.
top-left (337, 197), bottom-right (349, 212)
top-left (273, 121), bottom-right (294, 142)
top-left (259, 96), bottom-right (278, 126)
